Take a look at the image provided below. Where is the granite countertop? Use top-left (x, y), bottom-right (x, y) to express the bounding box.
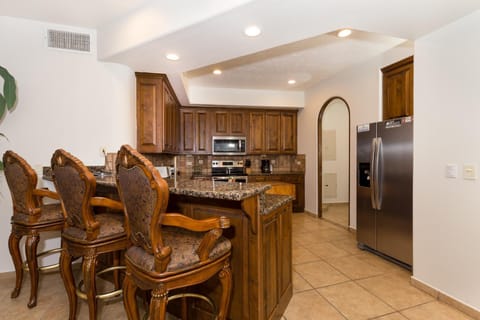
top-left (44, 168), bottom-right (295, 209)
top-left (263, 194), bottom-right (295, 214)
top-left (169, 179), bottom-right (271, 201)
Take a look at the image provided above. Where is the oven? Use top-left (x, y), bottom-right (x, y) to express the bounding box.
top-left (212, 176), bottom-right (248, 183)
top-left (211, 159), bottom-right (248, 183)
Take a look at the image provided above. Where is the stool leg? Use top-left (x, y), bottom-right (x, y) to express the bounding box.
top-left (123, 274), bottom-right (139, 320)
top-left (113, 251), bottom-right (121, 290)
top-left (217, 260), bottom-right (232, 320)
top-left (60, 245), bottom-right (77, 320)
top-left (25, 232), bottom-right (40, 308)
top-left (150, 288), bottom-right (168, 320)
top-left (8, 229), bottom-right (23, 299)
top-left (83, 254), bottom-right (98, 320)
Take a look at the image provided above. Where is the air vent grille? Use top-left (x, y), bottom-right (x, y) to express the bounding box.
top-left (47, 29), bottom-right (91, 52)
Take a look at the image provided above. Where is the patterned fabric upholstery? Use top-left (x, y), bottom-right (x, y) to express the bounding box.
top-left (62, 213), bottom-right (125, 244)
top-left (117, 166), bottom-right (157, 251)
top-left (4, 161), bottom-right (31, 214)
top-left (12, 203), bottom-right (64, 226)
top-left (52, 165), bottom-right (88, 229)
top-left (125, 226), bottom-right (232, 273)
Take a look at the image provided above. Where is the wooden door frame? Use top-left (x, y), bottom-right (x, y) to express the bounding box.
top-left (317, 97), bottom-right (351, 226)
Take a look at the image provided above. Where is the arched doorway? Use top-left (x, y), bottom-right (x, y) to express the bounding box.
top-left (317, 97), bottom-right (350, 228)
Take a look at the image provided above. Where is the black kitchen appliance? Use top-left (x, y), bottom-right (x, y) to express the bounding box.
top-left (261, 159), bottom-right (271, 174)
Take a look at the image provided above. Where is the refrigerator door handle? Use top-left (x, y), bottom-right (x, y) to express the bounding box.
top-left (370, 138), bottom-right (377, 210)
top-left (375, 137), bottom-right (383, 210)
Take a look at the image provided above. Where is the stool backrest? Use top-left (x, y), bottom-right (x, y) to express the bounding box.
top-left (116, 145), bottom-right (169, 262)
top-left (3, 150), bottom-right (40, 215)
top-left (51, 149), bottom-right (98, 239)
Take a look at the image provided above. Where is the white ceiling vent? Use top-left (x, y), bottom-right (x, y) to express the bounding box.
top-left (47, 29), bottom-right (91, 53)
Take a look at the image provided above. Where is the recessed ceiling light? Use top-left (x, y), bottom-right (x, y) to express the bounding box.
top-left (337, 29), bottom-right (352, 38)
top-left (166, 53), bottom-right (179, 61)
top-left (213, 69), bottom-right (222, 75)
top-left (288, 79), bottom-right (296, 85)
top-left (244, 25), bottom-right (261, 37)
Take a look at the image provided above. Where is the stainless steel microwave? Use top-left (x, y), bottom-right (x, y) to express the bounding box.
top-left (212, 136), bottom-right (247, 155)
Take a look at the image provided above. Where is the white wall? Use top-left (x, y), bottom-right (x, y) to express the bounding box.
top-left (322, 98), bottom-right (349, 203)
top-left (413, 11), bottom-right (480, 311)
top-left (0, 17), bottom-right (136, 272)
top-left (299, 44), bottom-right (413, 228)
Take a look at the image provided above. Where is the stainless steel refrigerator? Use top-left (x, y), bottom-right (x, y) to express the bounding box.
top-left (356, 116), bottom-right (413, 267)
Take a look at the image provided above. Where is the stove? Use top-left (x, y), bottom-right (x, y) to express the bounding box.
top-left (211, 160), bottom-right (247, 182)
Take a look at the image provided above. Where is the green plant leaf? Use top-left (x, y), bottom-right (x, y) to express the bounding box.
top-left (0, 65), bottom-right (17, 110)
top-left (0, 94), bottom-right (5, 118)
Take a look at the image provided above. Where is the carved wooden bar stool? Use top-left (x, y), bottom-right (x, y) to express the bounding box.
top-left (51, 149), bottom-right (129, 320)
top-left (115, 144), bottom-right (233, 320)
top-left (3, 150), bottom-right (65, 308)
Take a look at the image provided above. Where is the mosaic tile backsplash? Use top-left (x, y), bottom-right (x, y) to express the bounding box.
top-left (143, 153), bottom-right (306, 177)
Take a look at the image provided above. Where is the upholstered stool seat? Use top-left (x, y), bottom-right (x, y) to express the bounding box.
top-left (125, 226), bottom-right (231, 273)
top-left (12, 203), bottom-right (64, 226)
top-left (62, 213), bottom-right (125, 244)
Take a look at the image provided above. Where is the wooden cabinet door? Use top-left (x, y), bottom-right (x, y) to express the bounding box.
top-left (265, 112), bottom-right (281, 153)
top-left (180, 109), bottom-right (195, 153)
top-left (196, 110), bottom-right (210, 153)
top-left (213, 111), bottom-right (228, 135)
top-left (262, 213), bottom-right (279, 319)
top-left (213, 110), bottom-right (247, 136)
top-left (281, 112), bottom-right (297, 154)
top-left (136, 73), bottom-right (179, 153)
top-left (249, 112), bottom-right (265, 153)
top-left (382, 56), bottom-right (413, 120)
top-left (136, 76), bottom-right (164, 153)
top-left (180, 108), bottom-right (211, 154)
top-left (163, 84), bottom-right (177, 152)
top-left (278, 203), bottom-right (292, 297)
top-left (230, 110), bottom-right (247, 136)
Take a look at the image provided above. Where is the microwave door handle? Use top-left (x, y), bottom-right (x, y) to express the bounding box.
top-left (238, 139), bottom-right (241, 150)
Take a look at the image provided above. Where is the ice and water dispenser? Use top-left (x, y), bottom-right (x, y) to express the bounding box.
top-left (358, 162), bottom-right (371, 187)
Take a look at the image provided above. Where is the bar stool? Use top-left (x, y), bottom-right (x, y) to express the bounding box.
top-left (3, 150), bottom-right (65, 308)
top-left (116, 144), bottom-right (232, 320)
top-left (51, 149), bottom-right (129, 320)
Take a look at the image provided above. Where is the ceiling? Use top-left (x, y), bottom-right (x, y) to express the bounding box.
top-left (2, 0), bottom-right (480, 107)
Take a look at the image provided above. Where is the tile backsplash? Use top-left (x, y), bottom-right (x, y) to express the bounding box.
top-left (144, 153), bottom-right (306, 177)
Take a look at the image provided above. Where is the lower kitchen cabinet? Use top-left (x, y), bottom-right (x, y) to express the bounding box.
top-left (168, 194), bottom-right (293, 320)
top-left (249, 174), bottom-right (305, 212)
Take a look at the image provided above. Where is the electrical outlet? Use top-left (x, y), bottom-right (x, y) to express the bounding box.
top-left (463, 164), bottom-right (477, 180)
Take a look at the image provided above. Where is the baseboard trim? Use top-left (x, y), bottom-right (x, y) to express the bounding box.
top-left (411, 277), bottom-right (480, 320)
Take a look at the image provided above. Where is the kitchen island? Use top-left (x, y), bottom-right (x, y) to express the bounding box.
top-left (44, 170), bottom-right (293, 320)
top-left (166, 180), bottom-right (293, 320)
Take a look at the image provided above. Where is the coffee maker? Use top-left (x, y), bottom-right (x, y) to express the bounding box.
top-left (261, 159), bottom-right (271, 174)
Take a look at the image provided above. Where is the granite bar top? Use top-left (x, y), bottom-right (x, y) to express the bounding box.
top-left (169, 180), bottom-right (270, 201)
top-left (263, 194), bottom-right (295, 214)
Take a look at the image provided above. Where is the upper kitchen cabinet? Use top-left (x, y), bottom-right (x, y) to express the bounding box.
top-left (212, 109), bottom-right (248, 136)
top-left (136, 72), bottom-right (180, 153)
top-left (382, 56), bottom-right (414, 120)
top-left (249, 110), bottom-right (297, 154)
top-left (248, 111), bottom-right (266, 153)
top-left (180, 108), bottom-right (211, 154)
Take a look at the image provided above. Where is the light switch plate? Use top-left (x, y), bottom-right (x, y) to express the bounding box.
top-left (445, 164), bottom-right (458, 178)
top-left (463, 164), bottom-right (477, 180)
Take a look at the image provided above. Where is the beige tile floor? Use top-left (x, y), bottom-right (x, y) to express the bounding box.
top-left (0, 213), bottom-right (473, 320)
top-left (321, 203), bottom-right (349, 228)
